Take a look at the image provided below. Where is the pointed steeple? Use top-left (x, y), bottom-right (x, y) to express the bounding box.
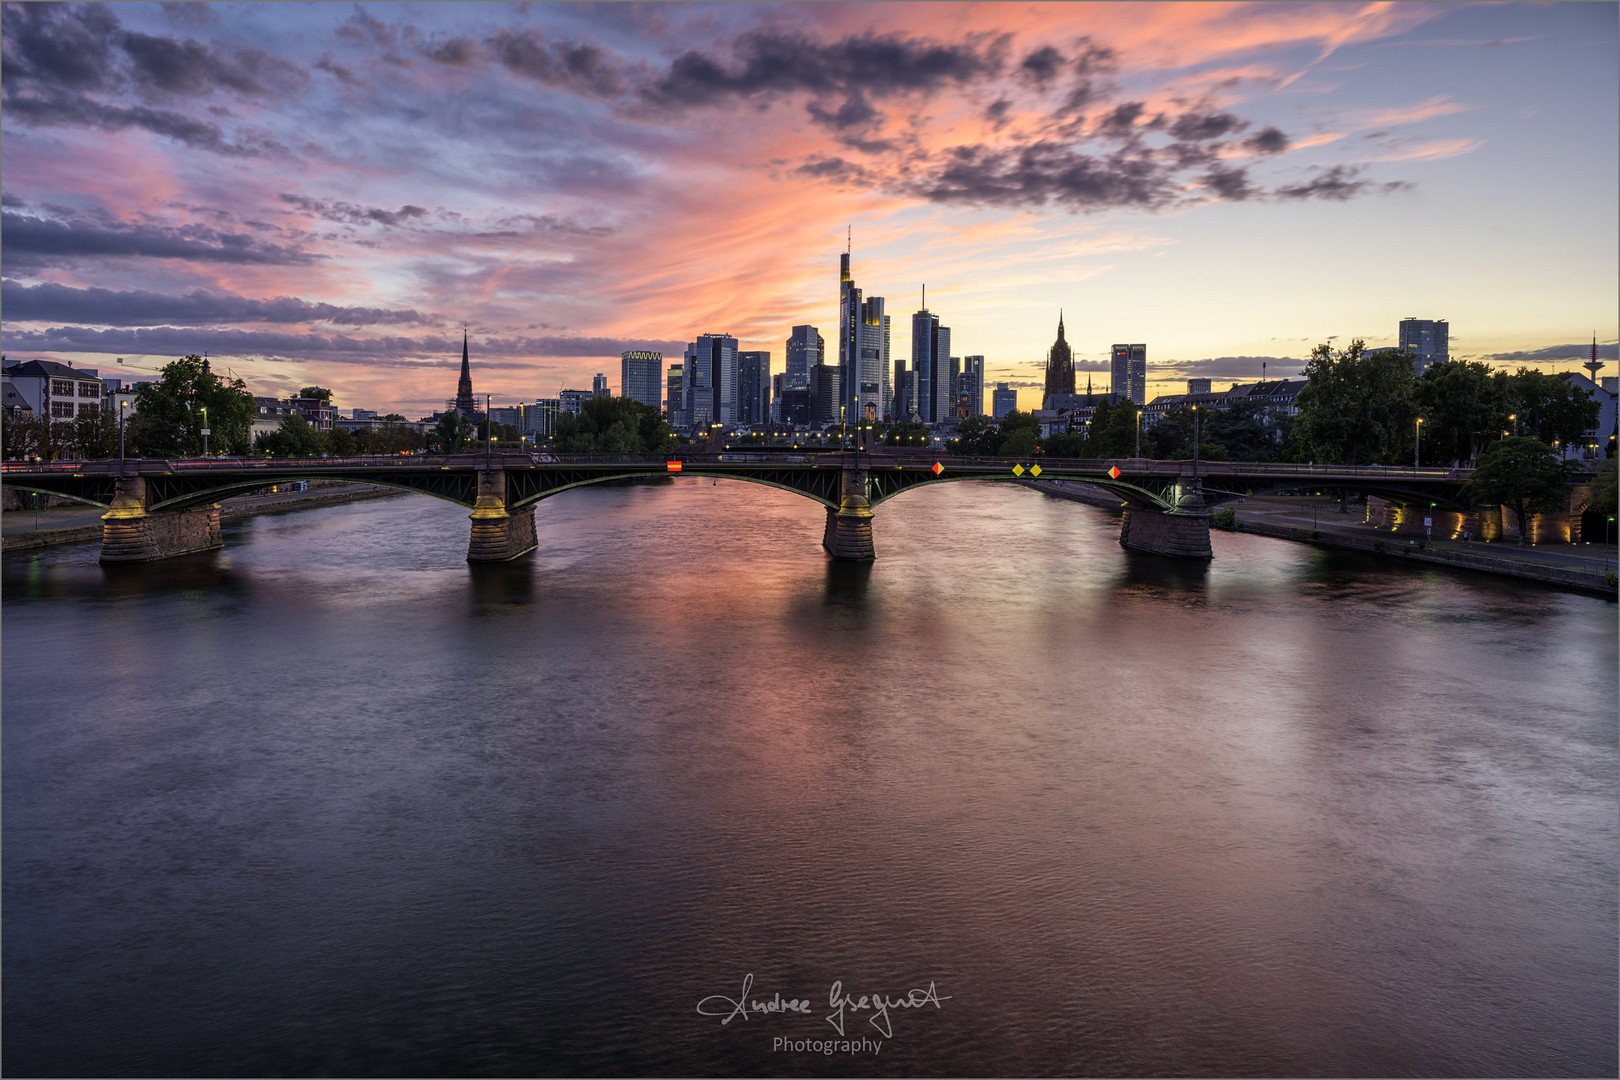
top-left (1057, 310), bottom-right (1066, 342)
top-left (454, 328), bottom-right (477, 416)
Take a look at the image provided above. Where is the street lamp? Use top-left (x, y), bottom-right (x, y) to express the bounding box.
top-left (1134, 408), bottom-right (1141, 459)
top-left (1191, 403), bottom-right (1200, 479)
top-left (486, 392), bottom-right (492, 468)
top-left (200, 405), bottom-right (209, 458)
top-left (1414, 416), bottom-right (1423, 468)
top-left (119, 398), bottom-right (128, 474)
top-left (1508, 413), bottom-right (1518, 437)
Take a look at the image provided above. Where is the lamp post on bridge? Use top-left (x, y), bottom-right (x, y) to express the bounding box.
top-left (1415, 416), bottom-right (1423, 469)
top-left (485, 393), bottom-right (492, 469)
top-left (119, 399), bottom-right (128, 477)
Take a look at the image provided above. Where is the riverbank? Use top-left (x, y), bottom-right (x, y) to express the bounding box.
top-left (1021, 480), bottom-right (1618, 598)
top-left (1, 482), bottom-right (407, 552)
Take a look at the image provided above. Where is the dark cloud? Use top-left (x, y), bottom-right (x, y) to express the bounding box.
top-left (486, 29), bottom-right (626, 96)
top-left (1274, 164), bottom-right (1409, 201)
top-left (1, 209), bottom-right (318, 269)
top-left (1164, 356), bottom-right (1307, 381)
top-left (424, 36), bottom-right (481, 68)
top-left (1482, 343), bottom-right (1619, 365)
top-left (118, 29), bottom-right (300, 97)
top-left (806, 91), bottom-right (879, 132)
top-left (1243, 126), bottom-right (1289, 155)
top-left (0, 3), bottom-right (119, 92)
top-left (1019, 46), bottom-right (1063, 86)
top-left (1203, 166), bottom-right (1254, 201)
top-left (279, 195), bottom-right (429, 228)
top-left (1, 3), bottom-right (298, 154)
top-left (161, 3), bottom-right (219, 30)
top-left (1168, 109), bottom-right (1246, 141)
top-left (985, 97), bottom-right (1011, 129)
top-left (638, 28), bottom-right (1000, 136)
top-left (792, 156), bottom-right (871, 184)
top-left (1096, 101), bottom-right (1146, 136)
top-left (906, 141), bottom-right (1180, 211)
top-left (1, 281), bottom-right (432, 328)
top-left (0, 325), bottom-right (685, 366)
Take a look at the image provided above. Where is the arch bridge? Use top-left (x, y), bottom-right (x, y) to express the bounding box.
top-left (0, 451), bottom-right (1478, 564)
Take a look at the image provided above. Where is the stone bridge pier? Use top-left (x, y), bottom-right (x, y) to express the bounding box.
top-left (100, 475), bottom-right (222, 563)
top-left (1118, 479), bottom-right (1213, 559)
top-left (822, 466), bottom-right (875, 561)
top-left (467, 469), bottom-right (538, 562)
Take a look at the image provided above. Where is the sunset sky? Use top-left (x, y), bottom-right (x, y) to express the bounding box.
top-left (3, 1), bottom-right (1616, 417)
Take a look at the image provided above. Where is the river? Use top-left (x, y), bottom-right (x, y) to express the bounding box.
top-left (3, 478), bottom-right (1615, 1077)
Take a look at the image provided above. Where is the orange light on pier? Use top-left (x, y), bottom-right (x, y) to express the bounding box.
top-left (667, 461), bottom-right (683, 472)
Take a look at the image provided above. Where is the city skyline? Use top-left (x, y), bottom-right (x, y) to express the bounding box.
top-left (2, 1), bottom-right (1616, 416)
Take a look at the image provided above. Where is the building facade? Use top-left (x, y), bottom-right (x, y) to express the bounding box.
top-left (958, 355), bottom-right (985, 417)
top-left (1399, 318), bottom-right (1449, 373)
top-left (1042, 315), bottom-right (1075, 406)
top-left (559, 389), bottom-right (592, 415)
top-left (737, 351), bottom-right (771, 425)
top-left (1, 360), bottom-right (104, 422)
top-left (992, 382), bottom-right (1018, 420)
top-left (666, 363), bottom-right (684, 427)
top-left (911, 309), bottom-right (953, 423)
top-left (785, 325), bottom-right (822, 393)
top-left (684, 333), bottom-right (738, 428)
top-left (1110, 343), bottom-right (1147, 406)
top-left (621, 351), bottom-right (664, 409)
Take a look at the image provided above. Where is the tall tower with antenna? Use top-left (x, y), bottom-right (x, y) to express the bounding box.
top-left (1584, 332), bottom-right (1603, 383)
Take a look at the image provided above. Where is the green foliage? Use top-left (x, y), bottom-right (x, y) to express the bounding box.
top-left (1583, 457), bottom-right (1617, 518)
top-left (943, 414), bottom-right (997, 454)
top-left (327, 426), bottom-right (357, 457)
top-left (1289, 340), bottom-right (1417, 465)
top-left (1505, 367), bottom-right (1601, 450)
top-left (126, 355), bottom-right (255, 457)
top-left (1210, 506), bottom-right (1236, 529)
top-left (353, 420), bottom-right (423, 456)
top-left (431, 411), bottom-right (476, 453)
top-left (551, 396), bottom-right (673, 453)
top-left (1465, 436), bottom-right (1571, 546)
top-left (70, 404), bottom-right (119, 459)
top-left (298, 386), bottom-right (333, 401)
top-left (1415, 360), bottom-right (1509, 466)
top-left (255, 413), bottom-right (327, 457)
top-left (1605, 571), bottom-right (1616, 590)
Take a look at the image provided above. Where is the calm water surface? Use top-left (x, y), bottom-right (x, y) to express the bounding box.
top-left (4, 480), bottom-right (1616, 1077)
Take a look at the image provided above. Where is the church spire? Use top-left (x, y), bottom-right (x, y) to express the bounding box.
top-left (454, 327), bottom-right (476, 417)
top-left (1057, 310), bottom-right (1065, 342)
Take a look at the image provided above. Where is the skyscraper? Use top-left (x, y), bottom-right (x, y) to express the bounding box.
top-left (858, 296), bottom-right (888, 423)
top-left (737, 350), bottom-right (770, 425)
top-left (959, 355), bottom-right (985, 417)
top-left (911, 307), bottom-right (953, 423)
top-left (666, 363), bottom-right (684, 427)
top-left (839, 252), bottom-right (860, 426)
top-left (621, 350), bottom-right (663, 409)
top-left (684, 334), bottom-right (738, 427)
top-left (592, 373), bottom-right (609, 397)
top-left (1110, 344), bottom-right (1146, 406)
top-left (992, 383), bottom-right (1018, 419)
top-left (453, 330), bottom-right (477, 417)
top-left (1399, 318), bottom-right (1449, 373)
top-left (786, 325), bottom-right (822, 393)
top-left (1043, 314), bottom-right (1075, 406)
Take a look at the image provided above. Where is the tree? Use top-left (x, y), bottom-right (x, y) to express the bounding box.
top-left (1289, 340), bottom-right (1417, 465)
top-left (126, 355), bottom-right (254, 457)
top-left (298, 386), bottom-right (333, 401)
top-left (71, 404), bottom-right (119, 459)
top-left (551, 396), bottom-right (673, 453)
top-left (327, 425), bottom-right (357, 457)
top-left (255, 413), bottom-right (326, 457)
top-left (1586, 457), bottom-right (1617, 519)
top-left (1415, 360), bottom-right (1510, 466)
top-left (430, 411), bottom-right (476, 454)
top-left (942, 415), bottom-right (995, 454)
top-left (1201, 402), bottom-right (1275, 462)
top-left (1505, 368), bottom-right (1601, 450)
top-left (1466, 436), bottom-right (1572, 546)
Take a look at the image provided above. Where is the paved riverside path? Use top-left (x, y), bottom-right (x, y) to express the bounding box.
top-left (1229, 494), bottom-right (1617, 591)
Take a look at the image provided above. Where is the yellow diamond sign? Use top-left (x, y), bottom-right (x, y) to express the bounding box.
top-left (931, 461), bottom-right (943, 476)
top-left (1108, 465), bottom-right (1121, 479)
top-left (1012, 464), bottom-right (1025, 476)
top-left (1029, 464), bottom-right (1042, 477)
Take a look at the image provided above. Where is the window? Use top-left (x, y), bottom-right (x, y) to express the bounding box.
top-left (79, 382), bottom-right (100, 398)
top-left (51, 379), bottom-right (74, 396)
top-left (51, 401), bottom-right (75, 418)
top-left (77, 402), bottom-right (98, 415)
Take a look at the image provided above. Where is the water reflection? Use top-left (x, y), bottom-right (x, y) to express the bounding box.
top-left (467, 558), bottom-right (538, 606)
top-left (822, 558), bottom-right (872, 607)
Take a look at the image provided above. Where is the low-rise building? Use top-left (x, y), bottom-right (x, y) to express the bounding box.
top-left (2, 359), bottom-right (104, 422)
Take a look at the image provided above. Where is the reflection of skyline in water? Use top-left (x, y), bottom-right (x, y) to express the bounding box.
top-left (4, 479), bottom-right (1616, 1077)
